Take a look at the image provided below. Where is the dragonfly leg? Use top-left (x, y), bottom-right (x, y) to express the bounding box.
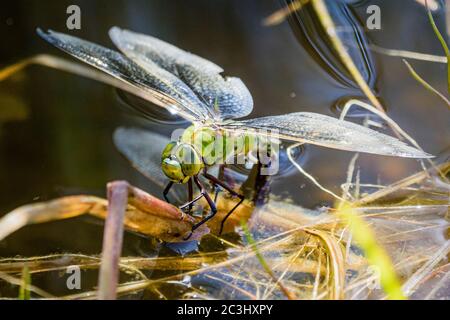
top-left (203, 170), bottom-right (245, 235)
top-left (213, 164), bottom-right (226, 195)
top-left (184, 176), bottom-right (218, 240)
top-left (213, 187), bottom-right (220, 202)
top-left (163, 181), bottom-right (174, 204)
top-left (179, 193), bottom-right (203, 211)
top-left (218, 196), bottom-right (244, 235)
top-left (187, 178), bottom-right (193, 213)
top-left (203, 170), bottom-right (242, 198)
top-left (179, 178), bottom-right (205, 212)
top-left (218, 164), bottom-right (225, 180)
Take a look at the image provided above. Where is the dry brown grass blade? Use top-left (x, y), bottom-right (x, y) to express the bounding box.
top-left (0, 54), bottom-right (123, 87)
top-left (354, 161), bottom-right (449, 206)
top-left (370, 44), bottom-right (447, 63)
top-left (0, 195), bottom-right (103, 241)
top-left (0, 271), bottom-right (54, 299)
top-left (55, 235), bottom-right (314, 300)
top-left (0, 195), bottom-right (194, 243)
top-left (0, 193), bottom-right (194, 243)
top-left (251, 202), bottom-right (348, 299)
top-left (401, 240), bottom-right (450, 297)
top-left (242, 221), bottom-right (297, 300)
top-left (304, 228), bottom-right (345, 300)
top-left (255, 201), bottom-right (337, 234)
top-left (0, 183), bottom-right (254, 243)
top-left (0, 251), bottom-right (329, 276)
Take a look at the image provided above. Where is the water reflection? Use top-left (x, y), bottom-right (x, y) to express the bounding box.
top-left (283, 0), bottom-right (377, 90)
top-left (0, 0), bottom-right (448, 266)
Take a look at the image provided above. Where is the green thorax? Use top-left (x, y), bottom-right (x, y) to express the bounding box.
top-left (160, 125), bottom-right (271, 184)
top-left (180, 124), bottom-right (257, 166)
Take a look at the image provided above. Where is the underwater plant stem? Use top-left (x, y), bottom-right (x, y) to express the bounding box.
top-left (403, 59), bottom-right (450, 109)
top-left (241, 221), bottom-right (296, 300)
top-left (287, 143), bottom-right (346, 202)
top-left (426, 1), bottom-right (450, 93)
top-left (98, 181), bottom-right (129, 300)
top-left (402, 240), bottom-right (450, 297)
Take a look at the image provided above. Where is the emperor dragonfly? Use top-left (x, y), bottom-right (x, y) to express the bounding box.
top-left (35, 27), bottom-right (432, 237)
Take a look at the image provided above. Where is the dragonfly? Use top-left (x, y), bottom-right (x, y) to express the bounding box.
top-left (36, 27), bottom-right (432, 237)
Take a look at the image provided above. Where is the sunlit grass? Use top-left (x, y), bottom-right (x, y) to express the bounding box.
top-left (337, 205), bottom-right (405, 300)
top-left (18, 265), bottom-right (31, 300)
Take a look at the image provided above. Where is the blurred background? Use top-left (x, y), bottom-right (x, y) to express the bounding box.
top-left (0, 0), bottom-right (448, 258)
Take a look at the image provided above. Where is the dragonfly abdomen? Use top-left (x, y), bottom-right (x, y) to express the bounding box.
top-left (179, 125), bottom-right (257, 169)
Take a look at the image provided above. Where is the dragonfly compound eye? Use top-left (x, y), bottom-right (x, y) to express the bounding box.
top-left (161, 141), bottom-right (178, 162)
top-left (161, 157), bottom-right (190, 183)
top-left (176, 144), bottom-right (204, 177)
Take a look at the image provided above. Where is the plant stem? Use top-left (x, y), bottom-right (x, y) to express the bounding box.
top-left (426, 1), bottom-right (450, 93)
top-left (241, 221), bottom-right (296, 300)
top-left (98, 181), bottom-right (129, 300)
top-left (403, 59), bottom-right (450, 109)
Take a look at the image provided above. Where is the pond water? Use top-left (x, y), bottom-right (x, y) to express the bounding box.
top-left (0, 0), bottom-right (449, 298)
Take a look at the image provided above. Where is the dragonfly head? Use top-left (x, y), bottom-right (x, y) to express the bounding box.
top-left (161, 141), bottom-right (204, 183)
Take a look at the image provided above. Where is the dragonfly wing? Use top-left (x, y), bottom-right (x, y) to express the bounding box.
top-left (37, 29), bottom-right (209, 122)
top-left (113, 127), bottom-right (168, 187)
top-left (109, 27), bottom-right (253, 120)
top-left (114, 127), bottom-right (188, 202)
top-left (221, 112), bottom-right (433, 158)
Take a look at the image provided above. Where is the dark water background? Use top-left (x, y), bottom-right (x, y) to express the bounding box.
top-left (0, 0), bottom-right (449, 297)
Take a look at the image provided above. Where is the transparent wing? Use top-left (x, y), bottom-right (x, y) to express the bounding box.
top-left (109, 27), bottom-right (253, 120)
top-left (113, 127), bottom-right (169, 187)
top-left (221, 112), bottom-right (433, 158)
top-left (114, 127), bottom-right (189, 203)
top-left (37, 29), bottom-right (210, 122)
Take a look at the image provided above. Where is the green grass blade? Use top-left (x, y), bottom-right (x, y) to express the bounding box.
top-left (241, 221), bottom-right (296, 300)
top-left (18, 265), bottom-right (31, 300)
top-left (338, 205), bottom-right (406, 300)
top-left (427, 4), bottom-right (450, 93)
top-left (404, 59), bottom-right (450, 109)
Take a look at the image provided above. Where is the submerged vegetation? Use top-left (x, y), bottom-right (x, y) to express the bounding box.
top-left (0, 0), bottom-right (448, 300)
top-left (0, 160), bottom-right (447, 300)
